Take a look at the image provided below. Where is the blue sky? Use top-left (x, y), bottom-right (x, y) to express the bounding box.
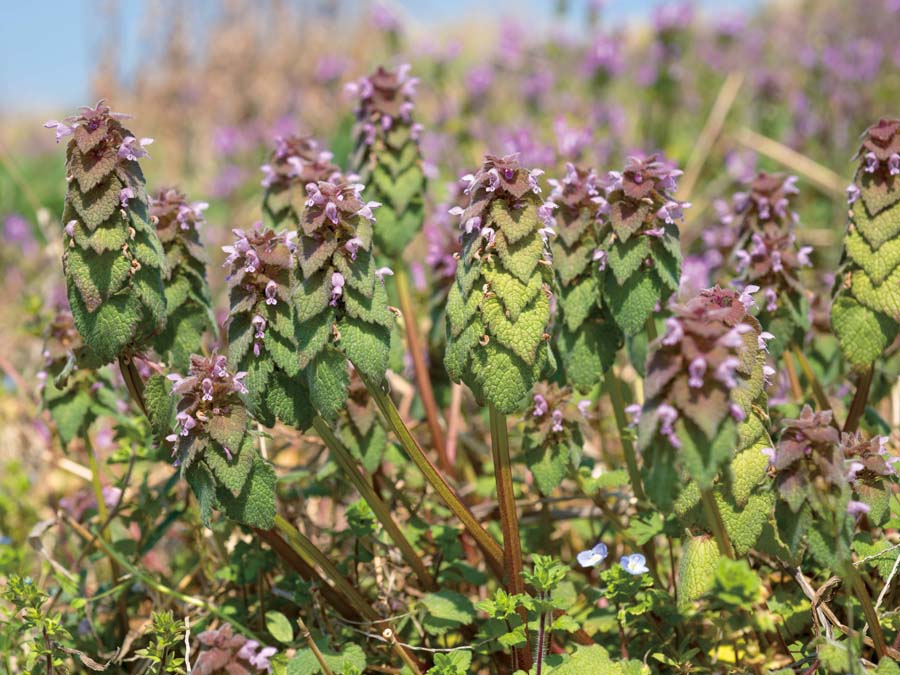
top-left (1, 0), bottom-right (755, 114)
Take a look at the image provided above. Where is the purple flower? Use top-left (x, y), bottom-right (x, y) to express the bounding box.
top-left (43, 119), bottom-right (73, 142)
top-left (758, 331), bottom-right (775, 352)
top-left (847, 184), bottom-right (861, 205)
top-left (265, 280), bottom-right (278, 306)
top-left (864, 152), bottom-right (878, 173)
top-left (375, 267), bottom-right (394, 281)
top-left (890, 153), bottom-right (900, 176)
top-left (715, 357), bottom-right (740, 389)
top-left (847, 500), bottom-right (871, 518)
top-left (657, 404), bottom-right (680, 448)
top-left (688, 357), bottom-right (707, 388)
top-left (119, 187), bottom-right (134, 209)
top-left (578, 399), bottom-right (591, 418)
top-left (533, 393), bottom-right (549, 417)
top-left (117, 136), bottom-right (153, 161)
top-left (593, 249), bottom-right (607, 271)
top-left (201, 378), bottom-right (214, 402)
top-left (576, 542), bottom-right (608, 568)
top-left (625, 403), bottom-right (641, 426)
top-left (330, 272), bottom-right (345, 306)
top-left (661, 317), bottom-right (683, 346)
top-left (551, 409), bottom-right (564, 433)
top-left (620, 553), bottom-right (649, 575)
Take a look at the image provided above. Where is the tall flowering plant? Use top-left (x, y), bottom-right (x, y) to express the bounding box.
top-left (547, 164), bottom-right (621, 391)
top-left (832, 118), bottom-right (900, 370)
top-left (348, 65), bottom-right (425, 259)
top-left (294, 180), bottom-right (393, 420)
top-left (444, 153), bottom-right (555, 413)
top-left (47, 101), bottom-right (167, 364)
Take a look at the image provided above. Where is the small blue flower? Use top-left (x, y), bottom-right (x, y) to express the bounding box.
top-left (620, 554), bottom-right (649, 575)
top-left (576, 542), bottom-right (608, 568)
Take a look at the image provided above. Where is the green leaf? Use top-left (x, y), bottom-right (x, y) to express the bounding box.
top-left (606, 236), bottom-right (651, 286)
top-left (676, 418), bottom-right (737, 490)
top-left (603, 272), bottom-right (664, 337)
top-left (524, 434), bottom-right (577, 494)
top-left (481, 292), bottom-right (549, 364)
top-left (266, 371), bottom-right (314, 431)
top-left (490, 198), bottom-right (538, 244)
top-left (306, 348), bottom-right (349, 421)
top-left (288, 641), bottom-right (366, 675)
top-left (65, 246), bottom-right (132, 312)
top-left (144, 374), bottom-right (174, 440)
top-left (494, 229), bottom-right (544, 283)
top-left (266, 610), bottom-right (294, 644)
top-left (297, 309), bottom-right (336, 369)
top-left (217, 454), bottom-right (277, 529)
top-left (185, 462), bottom-right (219, 527)
top-left (295, 271), bottom-right (331, 322)
top-left (472, 342), bottom-right (533, 413)
top-left (677, 536), bottom-right (720, 612)
top-left (419, 591), bottom-right (475, 636)
top-left (48, 389), bottom-right (91, 445)
top-left (207, 406), bottom-right (249, 451)
top-left (831, 293), bottom-right (897, 370)
top-left (337, 317), bottom-right (390, 380)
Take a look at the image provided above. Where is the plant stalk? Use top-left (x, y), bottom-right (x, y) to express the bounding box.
top-left (118, 355), bottom-right (148, 418)
top-left (394, 265), bottom-right (451, 476)
top-left (488, 405), bottom-right (531, 670)
top-left (700, 489), bottom-right (735, 559)
top-left (297, 614), bottom-right (335, 675)
top-left (844, 365), bottom-right (874, 433)
top-left (312, 416), bottom-right (437, 591)
top-left (359, 372), bottom-right (505, 573)
top-left (849, 565), bottom-right (888, 660)
top-left (607, 372), bottom-right (646, 501)
top-left (792, 346), bottom-right (831, 412)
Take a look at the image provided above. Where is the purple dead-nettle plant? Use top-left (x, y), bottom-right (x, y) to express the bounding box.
top-left (348, 64), bottom-right (426, 259)
top-left (192, 623), bottom-right (277, 675)
top-left (294, 179), bottom-right (393, 420)
top-left (223, 223), bottom-right (312, 430)
top-left (48, 100), bottom-right (167, 365)
top-left (733, 225), bottom-right (813, 360)
top-left (637, 287), bottom-right (773, 524)
top-left (728, 172), bottom-right (800, 246)
top-left (149, 187), bottom-right (216, 371)
top-left (522, 382), bottom-right (587, 494)
top-left (39, 308), bottom-right (118, 447)
top-left (167, 354), bottom-right (277, 529)
top-left (261, 134), bottom-right (341, 229)
top-left (547, 163), bottom-right (622, 391)
top-left (595, 153), bottom-right (689, 338)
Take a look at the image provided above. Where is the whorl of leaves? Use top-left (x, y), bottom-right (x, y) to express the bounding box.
top-left (522, 382), bottom-right (587, 494)
top-left (831, 118), bottom-right (900, 370)
top-left (348, 65), bottom-right (426, 258)
top-left (150, 188), bottom-right (216, 370)
top-left (638, 287), bottom-right (772, 511)
top-left (261, 134), bottom-right (341, 228)
top-left (734, 227), bottom-right (812, 359)
top-left (595, 154), bottom-right (687, 336)
top-left (444, 153), bottom-right (556, 413)
top-left (168, 354), bottom-right (276, 529)
top-left (547, 163), bottom-right (622, 391)
top-left (730, 172), bottom-right (800, 242)
top-left (39, 309), bottom-right (117, 446)
top-left (295, 180), bottom-right (393, 420)
top-left (50, 100), bottom-right (167, 364)
top-left (223, 223), bottom-right (312, 430)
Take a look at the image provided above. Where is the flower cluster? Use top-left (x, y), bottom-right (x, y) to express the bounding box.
top-left (167, 354), bottom-right (277, 529)
top-left (223, 223), bottom-right (311, 429)
top-left (729, 172), bottom-right (800, 241)
top-left (261, 134), bottom-right (341, 228)
top-left (294, 179), bottom-right (393, 420)
top-left (547, 163), bottom-right (622, 390)
top-left (150, 187), bottom-right (216, 370)
top-left (832, 118), bottom-right (900, 370)
top-left (444, 153), bottom-right (555, 413)
top-left (348, 65), bottom-right (426, 258)
top-left (638, 287), bottom-right (772, 502)
top-left (49, 101), bottom-right (167, 364)
top-left (193, 623), bottom-right (276, 675)
top-left (595, 154), bottom-right (689, 337)
top-left (522, 383), bottom-right (589, 494)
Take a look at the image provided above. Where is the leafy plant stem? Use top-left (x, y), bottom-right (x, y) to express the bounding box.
top-left (784, 353), bottom-right (803, 401)
top-left (848, 565), bottom-right (888, 659)
top-left (311, 415), bottom-right (437, 591)
top-left (844, 365), bottom-right (874, 433)
top-left (699, 489), bottom-right (735, 559)
top-left (488, 404), bottom-right (531, 669)
top-left (273, 514), bottom-right (379, 623)
top-left (792, 346), bottom-right (831, 412)
top-left (297, 614), bottom-right (335, 675)
top-left (359, 372), bottom-right (505, 574)
top-left (606, 372), bottom-right (645, 501)
top-left (62, 512), bottom-right (261, 641)
top-left (118, 355), bottom-right (148, 418)
top-left (394, 264), bottom-right (451, 475)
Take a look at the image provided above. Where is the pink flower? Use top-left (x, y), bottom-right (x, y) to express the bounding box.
top-left (117, 136), bottom-right (153, 161)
